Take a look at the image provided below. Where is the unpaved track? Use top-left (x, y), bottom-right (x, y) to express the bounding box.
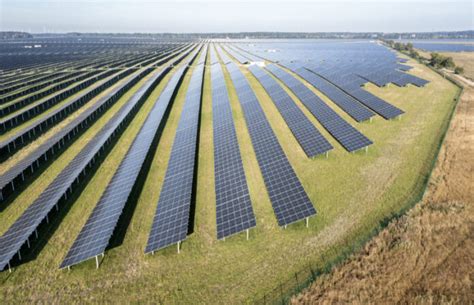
top-left (292, 78), bottom-right (474, 305)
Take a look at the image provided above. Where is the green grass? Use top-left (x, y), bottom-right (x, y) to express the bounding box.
top-left (0, 53), bottom-right (460, 304)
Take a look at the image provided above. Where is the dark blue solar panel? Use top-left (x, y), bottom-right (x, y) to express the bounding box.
top-left (247, 64), bottom-right (332, 157)
top-left (304, 65), bottom-right (404, 120)
top-left (265, 64), bottom-right (372, 152)
top-left (224, 59), bottom-right (316, 227)
top-left (145, 48), bottom-right (206, 253)
top-left (211, 54), bottom-right (256, 240)
top-left (285, 63), bottom-right (375, 122)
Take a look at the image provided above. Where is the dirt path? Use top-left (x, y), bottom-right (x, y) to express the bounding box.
top-left (292, 80), bottom-right (474, 304)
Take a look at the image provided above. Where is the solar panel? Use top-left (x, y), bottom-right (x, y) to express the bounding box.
top-left (247, 64), bottom-right (333, 157)
top-left (0, 47), bottom-right (196, 272)
top-left (211, 53), bottom-right (256, 240)
top-left (59, 48), bottom-right (200, 269)
top-left (215, 44), bottom-right (232, 64)
top-left (145, 47), bottom-right (206, 254)
top-left (265, 64), bottom-right (372, 152)
top-left (221, 45), bottom-right (249, 64)
top-left (304, 65), bottom-right (404, 120)
top-left (223, 59), bottom-right (316, 227)
top-left (285, 63), bottom-right (375, 122)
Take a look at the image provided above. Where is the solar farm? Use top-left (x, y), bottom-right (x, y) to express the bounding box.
top-left (0, 38), bottom-right (460, 303)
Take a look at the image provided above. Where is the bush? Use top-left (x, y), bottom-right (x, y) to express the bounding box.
top-left (454, 66), bottom-right (464, 75)
top-left (429, 53), bottom-right (455, 69)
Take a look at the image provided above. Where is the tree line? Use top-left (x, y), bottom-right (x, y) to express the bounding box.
top-left (382, 39), bottom-right (465, 75)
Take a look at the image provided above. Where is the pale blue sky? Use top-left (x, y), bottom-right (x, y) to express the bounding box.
top-left (1, 0), bottom-right (472, 33)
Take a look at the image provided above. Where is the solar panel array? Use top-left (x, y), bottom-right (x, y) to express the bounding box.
top-left (0, 39), bottom-right (434, 272)
top-left (145, 47), bottom-right (206, 253)
top-left (215, 44), bottom-right (232, 64)
top-left (224, 59), bottom-right (316, 226)
top-left (0, 47), bottom-right (194, 202)
top-left (265, 64), bottom-right (372, 152)
top-left (247, 64), bottom-right (333, 157)
top-left (0, 69), bottom-right (135, 157)
top-left (210, 46), bottom-right (256, 240)
top-left (304, 65), bottom-right (404, 120)
top-left (0, 71), bottom-right (90, 116)
top-left (0, 69), bottom-right (117, 132)
top-left (285, 63), bottom-right (375, 122)
top-left (59, 48), bottom-right (200, 269)
top-left (0, 48), bottom-right (193, 272)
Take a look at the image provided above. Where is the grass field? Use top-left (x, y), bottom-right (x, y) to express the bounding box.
top-left (0, 51), bottom-right (460, 304)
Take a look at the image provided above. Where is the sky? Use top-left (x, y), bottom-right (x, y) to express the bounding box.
top-left (1, 0), bottom-right (473, 33)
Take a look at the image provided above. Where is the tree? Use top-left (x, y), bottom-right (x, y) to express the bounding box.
top-left (454, 66), bottom-right (464, 74)
top-left (429, 53), bottom-right (442, 67)
top-left (409, 49), bottom-right (420, 59)
top-left (441, 57), bottom-right (455, 69)
top-left (394, 42), bottom-right (404, 51)
top-left (406, 42), bottom-right (414, 51)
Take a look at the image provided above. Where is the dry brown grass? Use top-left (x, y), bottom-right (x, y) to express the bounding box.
top-left (291, 79), bottom-right (474, 305)
top-left (417, 50), bottom-right (474, 81)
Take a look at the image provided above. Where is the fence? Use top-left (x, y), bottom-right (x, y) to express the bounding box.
top-left (253, 64), bottom-right (464, 305)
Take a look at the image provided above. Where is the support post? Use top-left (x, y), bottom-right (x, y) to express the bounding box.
top-left (177, 241), bottom-right (181, 254)
top-left (246, 229), bottom-right (249, 241)
top-left (18, 250), bottom-right (21, 261)
top-left (306, 217), bottom-right (309, 228)
top-left (365, 146), bottom-right (369, 154)
top-left (8, 263), bottom-right (12, 273)
top-left (95, 255), bottom-right (99, 269)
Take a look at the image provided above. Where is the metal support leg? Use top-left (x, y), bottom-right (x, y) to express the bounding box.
top-left (177, 241), bottom-right (181, 254)
top-left (18, 250), bottom-right (21, 261)
top-left (306, 217), bottom-right (309, 228)
top-left (27, 237), bottom-right (30, 248)
top-left (95, 256), bottom-right (99, 269)
top-left (8, 263), bottom-right (12, 273)
top-left (246, 229), bottom-right (249, 240)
